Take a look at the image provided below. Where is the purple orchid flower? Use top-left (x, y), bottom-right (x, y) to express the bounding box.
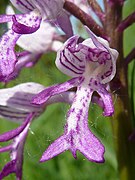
top-left (32, 27), bottom-right (119, 163)
top-left (0, 113), bottom-right (35, 180)
top-left (10, 0), bottom-right (73, 36)
top-left (0, 9), bottom-right (42, 81)
top-left (0, 82), bottom-right (75, 179)
top-left (0, 0), bottom-right (72, 81)
top-left (2, 5), bottom-right (63, 83)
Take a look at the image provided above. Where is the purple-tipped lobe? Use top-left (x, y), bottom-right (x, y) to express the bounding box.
top-left (40, 82), bottom-right (105, 163)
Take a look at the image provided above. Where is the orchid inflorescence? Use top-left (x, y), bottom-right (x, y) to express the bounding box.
top-left (1, 0), bottom-right (130, 179)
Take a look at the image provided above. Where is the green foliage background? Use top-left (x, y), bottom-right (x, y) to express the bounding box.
top-left (0, 0), bottom-right (135, 179)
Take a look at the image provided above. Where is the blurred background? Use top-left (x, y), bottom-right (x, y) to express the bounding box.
top-left (0, 0), bottom-right (135, 179)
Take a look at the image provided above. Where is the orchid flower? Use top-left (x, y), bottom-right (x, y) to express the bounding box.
top-left (9, 0), bottom-right (73, 36)
top-left (2, 5), bottom-right (63, 83)
top-left (0, 8), bottom-right (41, 81)
top-left (0, 113), bottom-right (35, 180)
top-left (0, 0), bottom-right (72, 81)
top-left (0, 82), bottom-right (75, 179)
top-left (32, 27), bottom-right (119, 163)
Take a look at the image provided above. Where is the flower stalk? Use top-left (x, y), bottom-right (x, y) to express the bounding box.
top-left (117, 11), bottom-right (135, 32)
top-left (125, 48), bottom-right (135, 65)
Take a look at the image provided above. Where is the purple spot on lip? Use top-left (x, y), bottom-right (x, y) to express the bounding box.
top-left (95, 81), bottom-right (98, 85)
top-left (67, 107), bottom-right (75, 117)
top-left (83, 102), bottom-right (86, 107)
top-left (87, 93), bottom-right (90, 98)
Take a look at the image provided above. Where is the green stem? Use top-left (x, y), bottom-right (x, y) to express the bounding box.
top-left (131, 61), bottom-right (135, 125)
top-left (105, 2), bottom-right (135, 180)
